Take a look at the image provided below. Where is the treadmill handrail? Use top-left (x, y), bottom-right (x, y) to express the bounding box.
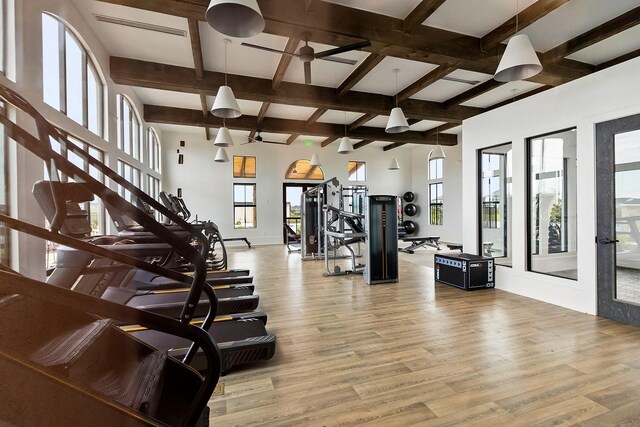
top-left (0, 269), bottom-right (220, 427)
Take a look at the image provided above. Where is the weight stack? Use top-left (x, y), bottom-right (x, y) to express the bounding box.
top-left (365, 195), bottom-right (399, 285)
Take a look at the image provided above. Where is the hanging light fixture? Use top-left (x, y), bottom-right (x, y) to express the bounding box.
top-left (429, 126), bottom-right (446, 160)
top-left (214, 147), bottom-right (229, 162)
top-left (337, 112), bottom-right (353, 154)
top-left (205, 0), bottom-right (265, 38)
top-left (494, 0), bottom-right (542, 82)
top-left (388, 157), bottom-right (400, 170)
top-left (214, 121), bottom-right (234, 146)
top-left (386, 69), bottom-right (409, 134)
top-left (212, 39), bottom-right (241, 118)
top-left (310, 153), bottom-right (321, 166)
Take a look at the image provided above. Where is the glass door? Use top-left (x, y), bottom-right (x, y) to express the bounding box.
top-left (596, 114), bottom-right (640, 325)
top-left (282, 183), bottom-right (312, 243)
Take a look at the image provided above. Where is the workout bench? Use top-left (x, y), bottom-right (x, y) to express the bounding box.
top-left (223, 237), bottom-right (252, 248)
top-left (399, 236), bottom-right (441, 254)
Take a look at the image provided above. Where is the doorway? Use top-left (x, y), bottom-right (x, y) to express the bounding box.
top-left (282, 183), bottom-right (314, 243)
top-left (596, 113), bottom-right (640, 325)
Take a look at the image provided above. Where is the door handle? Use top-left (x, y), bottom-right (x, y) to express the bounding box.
top-left (597, 237), bottom-right (620, 244)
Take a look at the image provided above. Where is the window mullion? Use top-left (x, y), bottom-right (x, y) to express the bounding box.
top-left (58, 23), bottom-right (66, 114)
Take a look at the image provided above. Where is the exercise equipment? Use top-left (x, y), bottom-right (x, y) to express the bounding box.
top-left (434, 253), bottom-right (495, 290)
top-left (323, 205), bottom-right (366, 276)
top-left (284, 223), bottom-right (301, 252)
top-left (399, 236), bottom-right (441, 253)
top-left (403, 220), bottom-right (417, 235)
top-left (402, 191), bottom-right (415, 202)
top-left (364, 195), bottom-right (399, 285)
top-left (404, 203), bottom-right (418, 217)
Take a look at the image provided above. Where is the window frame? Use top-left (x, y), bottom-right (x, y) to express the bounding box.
top-left (0, 103), bottom-right (9, 266)
top-left (233, 155), bottom-right (256, 178)
top-left (117, 159), bottom-right (141, 205)
top-left (116, 94), bottom-right (142, 161)
top-left (147, 127), bottom-right (161, 172)
top-left (429, 182), bottom-right (443, 226)
top-left (348, 161), bottom-right (366, 182)
top-left (233, 183), bottom-right (257, 229)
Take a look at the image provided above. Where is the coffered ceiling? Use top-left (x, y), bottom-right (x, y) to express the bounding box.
top-left (73, 0), bottom-right (640, 150)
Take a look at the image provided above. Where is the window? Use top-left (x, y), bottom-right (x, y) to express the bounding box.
top-left (0, 112), bottom-right (9, 265)
top-left (117, 160), bottom-right (141, 205)
top-left (527, 128), bottom-right (577, 280)
top-left (479, 143), bottom-right (512, 266)
top-left (147, 128), bottom-right (161, 172)
top-left (285, 159), bottom-right (324, 180)
top-left (234, 156), bottom-right (256, 178)
top-left (234, 183), bottom-right (256, 229)
top-left (0, 0), bottom-right (5, 75)
top-left (428, 157), bottom-right (444, 225)
top-left (117, 95), bottom-right (141, 160)
top-left (147, 175), bottom-right (161, 220)
top-left (348, 161), bottom-right (366, 181)
top-left (41, 13), bottom-right (103, 136)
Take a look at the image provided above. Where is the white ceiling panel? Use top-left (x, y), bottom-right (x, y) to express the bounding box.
top-left (317, 110), bottom-right (365, 125)
top-left (235, 99), bottom-right (264, 117)
top-left (72, 1), bottom-right (193, 68)
top-left (351, 57), bottom-right (439, 96)
top-left (410, 69), bottom-right (493, 102)
top-left (362, 115), bottom-right (390, 128)
top-left (443, 125), bottom-right (463, 134)
top-left (264, 103), bottom-right (318, 121)
top-left (287, 135), bottom-right (332, 147)
top-left (157, 124), bottom-right (204, 135)
top-left (322, 0), bottom-right (422, 19)
top-left (133, 88), bottom-right (201, 110)
top-left (424, 0), bottom-right (537, 37)
top-left (200, 23), bottom-right (289, 79)
top-left (282, 41), bottom-right (370, 88)
top-left (461, 80), bottom-right (544, 108)
top-left (409, 120), bottom-right (446, 132)
top-left (567, 25), bottom-right (640, 65)
top-left (524, 0), bottom-right (640, 52)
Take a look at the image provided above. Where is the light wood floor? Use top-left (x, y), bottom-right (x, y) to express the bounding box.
top-left (209, 245), bottom-right (640, 426)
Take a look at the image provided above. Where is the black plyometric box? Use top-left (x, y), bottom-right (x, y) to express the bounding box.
top-left (434, 253), bottom-right (494, 291)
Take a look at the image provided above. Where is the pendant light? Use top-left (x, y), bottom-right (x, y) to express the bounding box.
top-left (386, 69), bottom-right (409, 134)
top-left (205, 0), bottom-right (265, 38)
top-left (214, 120), bottom-right (234, 146)
top-left (310, 153), bottom-right (321, 166)
top-left (214, 147), bottom-right (229, 162)
top-left (494, 0), bottom-right (542, 82)
top-left (429, 126), bottom-right (446, 160)
top-left (337, 111), bottom-right (353, 154)
top-left (388, 157), bottom-right (400, 170)
top-left (212, 39), bottom-right (241, 119)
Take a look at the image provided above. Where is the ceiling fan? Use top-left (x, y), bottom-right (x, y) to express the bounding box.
top-left (242, 131), bottom-right (281, 145)
top-left (241, 33), bottom-right (370, 85)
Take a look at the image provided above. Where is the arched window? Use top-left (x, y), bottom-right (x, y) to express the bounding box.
top-left (41, 13), bottom-right (104, 136)
top-left (116, 94), bottom-right (142, 160)
top-left (285, 159), bottom-right (324, 180)
top-left (146, 127), bottom-right (161, 172)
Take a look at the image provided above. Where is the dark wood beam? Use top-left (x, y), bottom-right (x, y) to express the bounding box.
top-left (304, 0), bottom-right (317, 12)
top-left (353, 140), bottom-right (373, 150)
top-left (596, 48), bottom-right (640, 71)
top-left (96, 0), bottom-right (591, 86)
top-left (144, 105), bottom-right (458, 146)
top-left (486, 86), bottom-right (552, 110)
top-left (272, 37), bottom-right (299, 90)
top-left (383, 143), bottom-right (406, 152)
top-left (199, 94), bottom-right (210, 140)
top-left (443, 79), bottom-right (504, 109)
top-left (187, 18), bottom-right (204, 80)
top-left (425, 122), bottom-right (459, 135)
top-left (403, 0), bottom-right (448, 34)
top-left (110, 57), bottom-right (481, 123)
top-left (248, 130), bottom-right (256, 140)
top-left (286, 134), bottom-right (299, 145)
top-left (336, 54), bottom-right (384, 96)
top-left (349, 113), bottom-right (376, 131)
top-left (481, 0), bottom-right (570, 50)
top-left (397, 64), bottom-right (457, 102)
top-left (257, 102), bottom-right (271, 123)
top-left (306, 108), bottom-right (327, 126)
top-left (544, 5), bottom-right (640, 63)
top-left (321, 137), bottom-right (337, 148)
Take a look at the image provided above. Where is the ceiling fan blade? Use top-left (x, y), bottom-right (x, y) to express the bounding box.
top-left (241, 42), bottom-right (295, 57)
top-left (318, 56), bottom-right (358, 66)
top-left (304, 61), bottom-right (312, 85)
top-left (314, 40), bottom-right (370, 59)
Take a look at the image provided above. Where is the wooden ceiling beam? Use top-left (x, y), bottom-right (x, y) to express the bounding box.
top-left (353, 140), bottom-right (374, 150)
top-left (272, 37), bottom-right (299, 90)
top-left (544, 5), bottom-right (640, 63)
top-left (286, 134), bottom-right (299, 145)
top-left (443, 79), bottom-right (504, 109)
top-left (486, 86), bottom-right (552, 111)
top-left (320, 137), bottom-right (337, 147)
top-left (110, 57), bottom-right (480, 123)
top-left (96, 0), bottom-right (591, 85)
top-left (336, 54), bottom-right (384, 96)
top-left (199, 94), bottom-right (210, 140)
top-left (403, 0), bottom-right (448, 34)
top-left (256, 102), bottom-right (271, 123)
top-left (596, 48), bottom-right (640, 71)
top-left (425, 122), bottom-right (459, 135)
top-left (397, 64), bottom-right (457, 102)
top-left (144, 104), bottom-right (458, 146)
top-left (383, 143), bottom-right (406, 152)
top-left (306, 108), bottom-right (327, 126)
top-left (481, 0), bottom-right (570, 50)
top-left (348, 113), bottom-right (376, 131)
top-left (187, 18), bottom-right (204, 80)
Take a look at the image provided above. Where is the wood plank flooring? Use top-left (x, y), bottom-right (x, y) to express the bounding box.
top-left (209, 245), bottom-right (640, 426)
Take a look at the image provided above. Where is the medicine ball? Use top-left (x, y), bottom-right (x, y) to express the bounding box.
top-left (402, 191), bottom-right (415, 202)
top-left (403, 220), bottom-right (417, 235)
top-left (404, 203), bottom-right (418, 216)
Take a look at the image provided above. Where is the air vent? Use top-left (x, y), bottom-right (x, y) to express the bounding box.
top-left (441, 76), bottom-right (481, 85)
top-left (93, 14), bottom-right (187, 37)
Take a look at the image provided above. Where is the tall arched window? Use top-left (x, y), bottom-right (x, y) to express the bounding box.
top-left (147, 127), bottom-right (161, 172)
top-left (41, 13), bottom-right (103, 136)
top-left (116, 94), bottom-right (141, 160)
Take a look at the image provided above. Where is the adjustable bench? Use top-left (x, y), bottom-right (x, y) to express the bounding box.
top-left (447, 243), bottom-right (463, 252)
top-left (399, 236), bottom-right (441, 254)
top-left (222, 237), bottom-right (252, 248)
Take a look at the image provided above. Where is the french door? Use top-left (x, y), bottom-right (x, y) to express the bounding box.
top-left (282, 183), bottom-right (313, 243)
top-left (596, 113), bottom-right (640, 325)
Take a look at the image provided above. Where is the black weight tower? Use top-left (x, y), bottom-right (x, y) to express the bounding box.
top-left (365, 195), bottom-right (399, 285)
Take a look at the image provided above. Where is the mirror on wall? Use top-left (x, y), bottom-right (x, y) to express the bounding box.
top-left (479, 143), bottom-right (512, 266)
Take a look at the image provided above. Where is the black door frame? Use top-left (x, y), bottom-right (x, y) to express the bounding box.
top-left (282, 183), bottom-right (314, 243)
top-left (596, 112), bottom-right (640, 325)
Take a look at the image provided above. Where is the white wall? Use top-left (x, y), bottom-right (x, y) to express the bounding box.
top-left (410, 137), bottom-right (463, 243)
top-left (462, 56), bottom-right (640, 315)
top-left (161, 132), bottom-right (415, 246)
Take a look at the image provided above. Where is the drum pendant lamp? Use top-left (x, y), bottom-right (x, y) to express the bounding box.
top-left (214, 121), bottom-right (234, 147)
top-left (310, 153), bottom-right (321, 166)
top-left (214, 147), bottom-right (229, 162)
top-left (206, 0), bottom-right (265, 38)
top-left (429, 126), bottom-right (446, 160)
top-left (386, 69), bottom-right (409, 134)
top-left (212, 39), bottom-right (242, 119)
top-left (388, 157), bottom-right (400, 170)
